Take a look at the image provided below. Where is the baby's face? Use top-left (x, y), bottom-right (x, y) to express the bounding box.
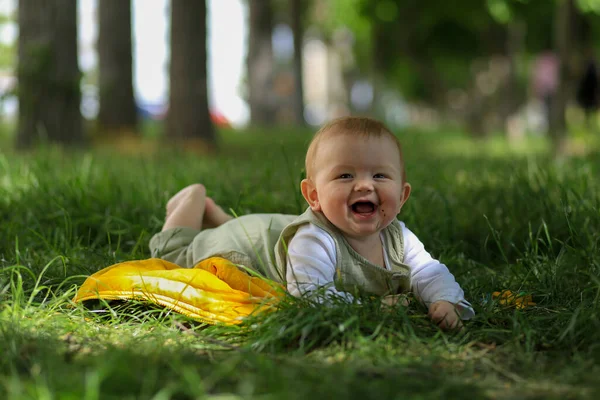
top-left (305, 135), bottom-right (410, 240)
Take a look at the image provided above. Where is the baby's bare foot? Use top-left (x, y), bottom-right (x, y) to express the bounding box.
top-left (203, 197), bottom-right (233, 228)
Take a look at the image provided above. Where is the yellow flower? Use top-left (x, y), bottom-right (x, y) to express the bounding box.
top-left (492, 290), bottom-right (536, 309)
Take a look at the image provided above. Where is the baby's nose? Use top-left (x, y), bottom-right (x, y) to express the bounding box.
top-left (354, 178), bottom-right (374, 191)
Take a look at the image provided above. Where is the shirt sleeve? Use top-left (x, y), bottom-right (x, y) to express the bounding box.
top-left (401, 222), bottom-right (475, 320)
top-left (286, 223), bottom-right (355, 303)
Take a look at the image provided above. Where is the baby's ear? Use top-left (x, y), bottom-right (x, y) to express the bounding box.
top-left (301, 179), bottom-right (321, 211)
top-left (397, 182), bottom-right (411, 212)
top-left (400, 182), bottom-right (411, 204)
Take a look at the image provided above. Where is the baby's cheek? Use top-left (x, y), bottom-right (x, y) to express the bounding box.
top-left (380, 208), bottom-right (395, 225)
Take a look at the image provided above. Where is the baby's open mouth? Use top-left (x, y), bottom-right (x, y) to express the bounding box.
top-left (351, 201), bottom-right (376, 214)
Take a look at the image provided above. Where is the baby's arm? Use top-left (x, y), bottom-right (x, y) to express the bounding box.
top-left (286, 224), bottom-right (355, 302)
top-left (402, 223), bottom-right (475, 320)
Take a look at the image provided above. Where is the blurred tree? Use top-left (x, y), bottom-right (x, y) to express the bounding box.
top-left (476, 0), bottom-right (600, 141)
top-left (166, 0), bottom-right (215, 148)
top-left (97, 0), bottom-right (138, 136)
top-left (370, 1), bottom-right (497, 100)
top-left (319, 0), bottom-right (503, 118)
top-left (247, 0), bottom-right (276, 126)
top-left (0, 43), bottom-right (15, 71)
top-left (550, 0), bottom-right (577, 155)
top-left (290, 0), bottom-right (306, 126)
top-left (16, 0), bottom-right (84, 149)
top-left (315, 0), bottom-right (600, 141)
top-left (0, 13), bottom-right (15, 70)
top-left (0, 11), bottom-right (15, 111)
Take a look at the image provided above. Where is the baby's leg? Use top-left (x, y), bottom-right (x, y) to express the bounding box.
top-left (162, 184), bottom-right (233, 231)
top-left (162, 184), bottom-right (208, 231)
top-left (203, 197), bottom-right (233, 228)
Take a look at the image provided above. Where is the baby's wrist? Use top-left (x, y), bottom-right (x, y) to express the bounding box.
top-left (429, 300), bottom-right (454, 308)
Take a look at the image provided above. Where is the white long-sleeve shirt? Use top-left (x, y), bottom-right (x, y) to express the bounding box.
top-left (286, 221), bottom-right (474, 319)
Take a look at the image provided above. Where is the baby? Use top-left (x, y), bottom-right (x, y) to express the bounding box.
top-left (150, 117), bottom-right (474, 330)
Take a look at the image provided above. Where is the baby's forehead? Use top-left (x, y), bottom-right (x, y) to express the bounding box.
top-left (315, 135), bottom-right (402, 166)
top-left (317, 133), bottom-right (400, 156)
top-left (317, 132), bottom-right (392, 149)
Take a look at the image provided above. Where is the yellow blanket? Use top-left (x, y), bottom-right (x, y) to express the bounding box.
top-left (73, 257), bottom-right (285, 325)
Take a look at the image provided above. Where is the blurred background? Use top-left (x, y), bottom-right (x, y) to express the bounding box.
top-left (1, 0), bottom-right (600, 154)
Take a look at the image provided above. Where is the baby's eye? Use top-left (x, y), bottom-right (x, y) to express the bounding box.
top-left (338, 173), bottom-right (353, 179)
top-left (373, 173), bottom-right (387, 179)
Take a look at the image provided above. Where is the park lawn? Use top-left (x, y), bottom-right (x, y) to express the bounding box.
top-left (1, 127), bottom-right (599, 399)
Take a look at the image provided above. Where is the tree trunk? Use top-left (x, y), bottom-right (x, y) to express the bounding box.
top-left (98, 0), bottom-right (138, 135)
top-left (369, 22), bottom-right (385, 119)
top-left (549, 0), bottom-right (574, 156)
top-left (17, 0), bottom-right (84, 149)
top-left (166, 0), bottom-right (215, 148)
top-left (247, 0), bottom-right (275, 126)
top-left (290, 0), bottom-right (305, 126)
top-left (503, 22), bottom-right (525, 120)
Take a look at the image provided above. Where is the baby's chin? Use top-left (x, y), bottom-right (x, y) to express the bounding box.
top-left (339, 221), bottom-right (386, 239)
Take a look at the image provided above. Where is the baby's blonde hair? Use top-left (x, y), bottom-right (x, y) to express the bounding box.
top-left (305, 116), bottom-right (407, 182)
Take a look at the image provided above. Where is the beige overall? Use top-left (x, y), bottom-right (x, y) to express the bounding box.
top-left (149, 208), bottom-right (411, 297)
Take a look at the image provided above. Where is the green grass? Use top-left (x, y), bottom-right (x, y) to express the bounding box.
top-left (1, 126), bottom-right (600, 399)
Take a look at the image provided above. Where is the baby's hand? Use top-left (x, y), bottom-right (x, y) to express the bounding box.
top-left (381, 294), bottom-right (409, 308)
top-left (428, 301), bottom-right (463, 331)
